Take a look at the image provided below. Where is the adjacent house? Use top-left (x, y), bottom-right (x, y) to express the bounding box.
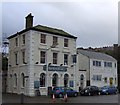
top-left (77, 49), bottom-right (117, 89)
top-left (7, 13), bottom-right (77, 96)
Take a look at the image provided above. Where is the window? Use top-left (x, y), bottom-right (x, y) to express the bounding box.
top-left (15, 52), bottom-right (18, 65)
top-left (40, 51), bottom-right (46, 64)
top-left (104, 62), bottom-right (112, 67)
top-left (115, 63), bottom-right (116, 68)
top-left (104, 77), bottom-right (107, 83)
top-left (15, 37), bottom-right (18, 46)
top-left (41, 34), bottom-right (46, 44)
top-left (64, 38), bottom-right (68, 47)
top-left (115, 77), bottom-right (117, 84)
top-left (53, 36), bottom-right (58, 45)
top-left (64, 54), bottom-right (68, 65)
top-left (40, 73), bottom-right (46, 87)
top-left (93, 60), bottom-right (101, 67)
top-left (21, 73), bottom-right (25, 87)
top-left (53, 53), bottom-right (58, 64)
top-left (22, 51), bottom-right (25, 64)
top-left (14, 74), bottom-right (17, 87)
top-left (92, 75), bottom-right (102, 81)
top-left (22, 34), bottom-right (25, 45)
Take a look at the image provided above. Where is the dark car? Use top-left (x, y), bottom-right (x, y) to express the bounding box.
top-left (100, 86), bottom-right (118, 95)
top-left (80, 86), bottom-right (101, 96)
top-left (51, 86), bottom-right (78, 98)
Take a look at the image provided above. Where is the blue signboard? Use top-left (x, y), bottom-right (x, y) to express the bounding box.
top-left (43, 65), bottom-right (67, 72)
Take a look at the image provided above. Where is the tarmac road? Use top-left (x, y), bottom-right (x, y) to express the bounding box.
top-left (2, 93), bottom-right (120, 104)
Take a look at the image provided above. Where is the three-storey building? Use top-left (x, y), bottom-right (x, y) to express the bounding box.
top-left (7, 13), bottom-right (77, 96)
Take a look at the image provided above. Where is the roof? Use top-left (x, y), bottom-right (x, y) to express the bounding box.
top-left (77, 49), bottom-right (116, 62)
top-left (8, 25), bottom-right (77, 39)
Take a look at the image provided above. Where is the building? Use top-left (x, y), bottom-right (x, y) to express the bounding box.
top-left (77, 49), bottom-right (118, 88)
top-left (7, 13), bottom-right (77, 96)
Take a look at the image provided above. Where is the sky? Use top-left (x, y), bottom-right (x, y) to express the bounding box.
top-left (1, 0), bottom-right (119, 48)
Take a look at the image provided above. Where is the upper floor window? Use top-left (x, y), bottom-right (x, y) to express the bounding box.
top-left (104, 62), bottom-right (112, 67)
top-left (64, 54), bottom-right (68, 65)
top-left (41, 34), bottom-right (46, 44)
top-left (40, 51), bottom-right (46, 64)
top-left (53, 53), bottom-right (58, 64)
top-left (15, 52), bottom-right (18, 65)
top-left (22, 34), bottom-right (25, 45)
top-left (93, 61), bottom-right (101, 67)
top-left (64, 38), bottom-right (68, 47)
top-left (53, 36), bottom-right (58, 45)
top-left (115, 63), bottom-right (116, 68)
top-left (22, 51), bottom-right (25, 64)
top-left (15, 37), bottom-right (18, 46)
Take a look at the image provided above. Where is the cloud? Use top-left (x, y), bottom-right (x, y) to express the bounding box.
top-left (2, 0), bottom-right (118, 47)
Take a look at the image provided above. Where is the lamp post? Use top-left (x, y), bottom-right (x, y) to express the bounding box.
top-left (45, 43), bottom-right (58, 96)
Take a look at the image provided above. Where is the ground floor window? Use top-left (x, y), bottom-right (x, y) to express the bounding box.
top-left (52, 73), bottom-right (58, 86)
top-left (40, 73), bottom-right (46, 87)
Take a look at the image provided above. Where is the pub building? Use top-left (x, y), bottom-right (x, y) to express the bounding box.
top-left (7, 13), bottom-right (78, 96)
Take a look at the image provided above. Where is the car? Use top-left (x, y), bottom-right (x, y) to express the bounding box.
top-left (100, 86), bottom-right (118, 95)
top-left (80, 86), bottom-right (101, 96)
top-left (51, 86), bottom-right (78, 98)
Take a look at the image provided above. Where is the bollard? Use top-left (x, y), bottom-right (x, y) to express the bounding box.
top-left (20, 93), bottom-right (24, 104)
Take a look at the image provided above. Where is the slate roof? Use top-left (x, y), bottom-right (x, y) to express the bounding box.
top-left (77, 49), bottom-right (116, 62)
top-left (8, 25), bottom-right (77, 39)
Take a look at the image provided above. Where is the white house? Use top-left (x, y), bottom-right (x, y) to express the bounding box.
top-left (7, 13), bottom-right (78, 96)
top-left (77, 49), bottom-right (118, 88)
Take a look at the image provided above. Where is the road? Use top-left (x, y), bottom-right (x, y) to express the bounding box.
top-left (2, 93), bottom-right (120, 104)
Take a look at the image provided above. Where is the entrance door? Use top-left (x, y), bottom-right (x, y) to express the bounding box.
top-left (109, 77), bottom-right (113, 86)
top-left (52, 73), bottom-right (58, 86)
top-left (80, 74), bottom-right (84, 89)
top-left (64, 74), bottom-right (69, 87)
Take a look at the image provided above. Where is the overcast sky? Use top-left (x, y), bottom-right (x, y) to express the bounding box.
top-left (2, 0), bottom-right (119, 48)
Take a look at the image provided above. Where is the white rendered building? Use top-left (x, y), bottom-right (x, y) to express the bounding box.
top-left (7, 13), bottom-right (78, 96)
top-left (77, 49), bottom-right (118, 88)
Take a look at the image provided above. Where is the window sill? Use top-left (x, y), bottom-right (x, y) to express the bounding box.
top-left (21, 87), bottom-right (25, 89)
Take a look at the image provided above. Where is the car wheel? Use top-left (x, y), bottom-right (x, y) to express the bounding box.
top-left (88, 92), bottom-right (91, 96)
top-left (106, 91), bottom-right (109, 95)
top-left (59, 93), bottom-right (63, 98)
top-left (98, 92), bottom-right (101, 95)
top-left (74, 92), bottom-right (78, 97)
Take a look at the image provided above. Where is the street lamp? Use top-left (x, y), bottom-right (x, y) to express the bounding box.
top-left (45, 43), bottom-right (58, 96)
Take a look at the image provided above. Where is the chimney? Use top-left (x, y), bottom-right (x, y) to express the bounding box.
top-left (25, 13), bottom-right (34, 29)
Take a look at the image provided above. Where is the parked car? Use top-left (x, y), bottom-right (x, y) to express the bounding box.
top-left (100, 86), bottom-right (118, 95)
top-left (51, 86), bottom-right (78, 98)
top-left (80, 86), bottom-right (101, 96)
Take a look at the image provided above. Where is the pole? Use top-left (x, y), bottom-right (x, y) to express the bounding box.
top-left (46, 49), bottom-right (48, 96)
top-left (74, 63), bottom-right (76, 90)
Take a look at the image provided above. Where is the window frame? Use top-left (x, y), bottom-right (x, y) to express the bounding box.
top-left (64, 38), bottom-right (68, 47)
top-left (64, 54), bottom-right (68, 65)
top-left (53, 52), bottom-right (58, 64)
top-left (53, 36), bottom-right (58, 45)
top-left (40, 73), bottom-right (46, 87)
top-left (41, 34), bottom-right (46, 44)
top-left (22, 34), bottom-right (25, 45)
top-left (40, 51), bottom-right (46, 64)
